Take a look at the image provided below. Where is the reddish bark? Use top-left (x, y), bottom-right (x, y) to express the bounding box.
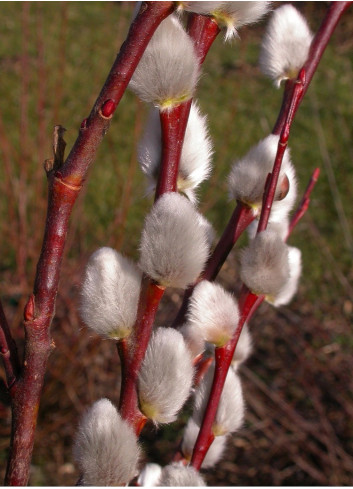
top-left (4, 3), bottom-right (174, 485)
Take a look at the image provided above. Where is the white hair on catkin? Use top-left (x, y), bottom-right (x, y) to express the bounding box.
top-left (80, 247), bottom-right (141, 340)
top-left (139, 192), bottom-right (210, 288)
top-left (138, 102), bottom-right (213, 202)
top-left (73, 398), bottom-right (140, 486)
top-left (231, 323), bottom-right (253, 370)
top-left (138, 328), bottom-right (194, 424)
top-left (157, 462), bottom-right (205, 486)
top-left (271, 246), bottom-right (302, 307)
top-left (259, 4), bottom-right (313, 87)
top-left (129, 15), bottom-right (199, 110)
top-left (240, 229), bottom-right (290, 298)
top-left (187, 280), bottom-right (239, 347)
top-left (137, 463), bottom-right (162, 487)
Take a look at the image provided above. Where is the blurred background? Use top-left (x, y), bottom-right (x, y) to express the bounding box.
top-left (0, 1), bottom-right (352, 485)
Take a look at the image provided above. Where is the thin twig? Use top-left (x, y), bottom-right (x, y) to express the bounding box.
top-left (0, 299), bottom-right (20, 390)
top-left (288, 167), bottom-right (320, 237)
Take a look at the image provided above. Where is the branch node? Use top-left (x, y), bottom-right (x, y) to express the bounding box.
top-left (100, 99), bottom-right (116, 118)
top-left (44, 125), bottom-right (67, 174)
top-left (80, 118), bottom-right (88, 130)
top-left (23, 295), bottom-right (35, 322)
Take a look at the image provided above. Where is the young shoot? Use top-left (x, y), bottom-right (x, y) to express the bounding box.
top-left (80, 247), bottom-right (141, 340)
top-left (138, 102), bottom-right (213, 202)
top-left (259, 4), bottom-right (314, 87)
top-left (187, 280), bottom-right (240, 347)
top-left (129, 15), bottom-right (199, 111)
top-left (139, 192), bottom-right (210, 288)
top-left (73, 398), bottom-right (140, 486)
top-left (137, 328), bottom-right (194, 424)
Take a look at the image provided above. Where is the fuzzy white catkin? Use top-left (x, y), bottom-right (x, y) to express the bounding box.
top-left (138, 328), bottom-right (194, 424)
top-left (193, 363), bottom-right (245, 436)
top-left (259, 4), bottom-right (313, 87)
top-left (228, 134), bottom-right (297, 222)
top-left (187, 280), bottom-right (240, 347)
top-left (157, 462), bottom-right (205, 487)
top-left (139, 192), bottom-right (210, 288)
top-left (73, 398), bottom-right (140, 486)
top-left (240, 229), bottom-right (290, 299)
top-left (137, 463), bottom-right (162, 487)
top-left (247, 217), bottom-right (290, 241)
top-left (272, 246), bottom-right (302, 307)
top-left (138, 102), bottom-right (213, 203)
top-left (231, 323), bottom-right (253, 370)
top-left (181, 417), bottom-right (228, 469)
top-left (180, 323), bottom-right (206, 358)
top-left (180, 2), bottom-right (271, 41)
top-left (80, 247), bottom-right (141, 340)
top-left (129, 15), bottom-right (199, 111)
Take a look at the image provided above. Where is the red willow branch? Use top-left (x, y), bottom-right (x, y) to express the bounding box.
top-left (190, 2), bottom-right (349, 470)
top-left (288, 167), bottom-right (320, 237)
top-left (118, 277), bottom-right (165, 432)
top-left (190, 167), bottom-right (321, 470)
top-left (118, 99), bottom-right (192, 431)
top-left (4, 3), bottom-right (174, 485)
top-left (174, 1), bottom-right (352, 330)
top-left (273, 1), bottom-right (352, 136)
top-left (257, 68), bottom-right (305, 233)
top-left (117, 10), bottom-right (222, 430)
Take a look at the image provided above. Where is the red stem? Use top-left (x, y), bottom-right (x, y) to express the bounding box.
top-left (257, 69), bottom-right (305, 234)
top-left (273, 2), bottom-right (352, 136)
top-left (187, 13), bottom-right (220, 63)
top-left (191, 288), bottom-right (264, 470)
top-left (119, 276), bottom-right (165, 430)
top-left (155, 102), bottom-right (192, 199)
top-left (5, 3), bottom-right (174, 485)
top-left (288, 167), bottom-right (321, 238)
top-left (190, 170), bottom-right (323, 467)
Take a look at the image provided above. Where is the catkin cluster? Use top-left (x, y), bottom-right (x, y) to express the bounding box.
top-left (74, 2), bottom-right (314, 486)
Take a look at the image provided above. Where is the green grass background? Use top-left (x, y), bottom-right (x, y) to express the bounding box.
top-left (1, 2), bottom-right (353, 485)
top-left (1, 2), bottom-right (352, 310)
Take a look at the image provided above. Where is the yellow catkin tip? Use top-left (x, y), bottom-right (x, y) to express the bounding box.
top-left (140, 400), bottom-right (159, 421)
top-left (159, 92), bottom-right (191, 111)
